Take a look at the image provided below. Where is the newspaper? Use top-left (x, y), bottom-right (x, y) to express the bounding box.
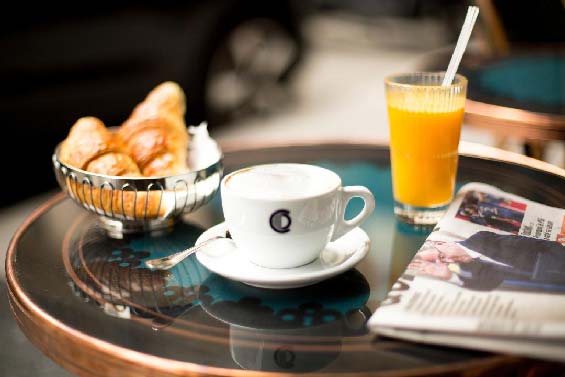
top-left (368, 183), bottom-right (565, 362)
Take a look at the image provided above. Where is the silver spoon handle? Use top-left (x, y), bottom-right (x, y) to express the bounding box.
top-left (145, 235), bottom-right (224, 270)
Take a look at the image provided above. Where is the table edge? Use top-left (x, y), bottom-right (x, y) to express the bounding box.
top-left (218, 139), bottom-right (565, 178)
top-left (458, 141), bottom-right (565, 177)
top-left (6, 141), bottom-right (561, 377)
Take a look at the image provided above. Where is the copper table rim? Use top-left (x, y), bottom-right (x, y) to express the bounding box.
top-left (219, 140), bottom-right (565, 178)
top-left (6, 140), bottom-right (559, 377)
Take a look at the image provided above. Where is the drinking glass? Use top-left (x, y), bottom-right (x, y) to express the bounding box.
top-left (385, 72), bottom-right (467, 225)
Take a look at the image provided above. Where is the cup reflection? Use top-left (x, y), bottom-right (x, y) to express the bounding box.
top-left (200, 270), bottom-right (371, 372)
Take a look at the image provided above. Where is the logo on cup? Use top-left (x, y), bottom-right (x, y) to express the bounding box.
top-left (274, 347), bottom-right (296, 369)
top-left (270, 209), bottom-right (291, 233)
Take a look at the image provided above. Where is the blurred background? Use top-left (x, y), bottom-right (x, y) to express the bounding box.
top-left (0, 1), bottom-right (564, 375)
top-left (1, 0), bottom-right (563, 208)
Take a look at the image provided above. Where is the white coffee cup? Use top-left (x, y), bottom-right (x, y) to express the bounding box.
top-left (221, 163), bottom-right (375, 268)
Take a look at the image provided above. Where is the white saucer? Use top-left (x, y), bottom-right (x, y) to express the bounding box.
top-left (195, 222), bottom-right (370, 289)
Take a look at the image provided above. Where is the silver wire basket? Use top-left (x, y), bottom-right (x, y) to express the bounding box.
top-left (52, 124), bottom-right (223, 237)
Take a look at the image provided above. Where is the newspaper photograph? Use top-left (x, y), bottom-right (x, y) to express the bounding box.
top-left (368, 183), bottom-right (565, 361)
top-left (437, 182), bottom-right (565, 243)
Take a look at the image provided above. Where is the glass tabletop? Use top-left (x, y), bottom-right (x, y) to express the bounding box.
top-left (7, 143), bottom-right (564, 376)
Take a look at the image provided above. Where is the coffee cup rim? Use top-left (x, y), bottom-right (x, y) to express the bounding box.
top-left (221, 163), bottom-right (342, 202)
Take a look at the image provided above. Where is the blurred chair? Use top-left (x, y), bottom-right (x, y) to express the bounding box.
top-left (466, 0), bottom-right (565, 163)
top-left (418, 1), bottom-right (564, 165)
top-left (476, 0), bottom-right (565, 55)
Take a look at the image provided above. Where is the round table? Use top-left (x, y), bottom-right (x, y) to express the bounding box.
top-left (6, 142), bottom-right (565, 376)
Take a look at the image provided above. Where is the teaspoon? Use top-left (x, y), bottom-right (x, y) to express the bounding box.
top-left (145, 230), bottom-right (231, 270)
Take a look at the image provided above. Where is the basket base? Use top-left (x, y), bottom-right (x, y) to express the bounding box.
top-left (99, 217), bottom-right (177, 239)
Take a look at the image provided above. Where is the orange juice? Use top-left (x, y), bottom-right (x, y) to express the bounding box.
top-left (387, 102), bottom-right (464, 207)
top-left (385, 72), bottom-right (467, 224)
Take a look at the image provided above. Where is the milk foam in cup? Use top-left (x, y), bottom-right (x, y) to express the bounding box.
top-left (221, 163), bottom-right (376, 269)
top-left (225, 164), bottom-right (337, 199)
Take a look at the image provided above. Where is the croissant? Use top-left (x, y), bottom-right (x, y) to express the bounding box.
top-left (59, 116), bottom-right (141, 176)
top-left (118, 82), bottom-right (189, 177)
top-left (59, 117), bottom-right (166, 218)
top-left (131, 81), bottom-right (186, 121)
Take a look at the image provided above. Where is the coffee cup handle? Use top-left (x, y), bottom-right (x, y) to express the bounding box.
top-left (331, 186), bottom-right (375, 242)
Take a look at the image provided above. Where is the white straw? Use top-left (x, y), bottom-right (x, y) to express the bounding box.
top-left (442, 6), bottom-right (479, 86)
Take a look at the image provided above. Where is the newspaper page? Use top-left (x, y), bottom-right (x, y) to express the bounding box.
top-left (368, 183), bottom-right (565, 361)
top-left (376, 327), bottom-right (565, 363)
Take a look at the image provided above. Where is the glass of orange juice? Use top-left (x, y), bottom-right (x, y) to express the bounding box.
top-left (385, 72), bottom-right (467, 225)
